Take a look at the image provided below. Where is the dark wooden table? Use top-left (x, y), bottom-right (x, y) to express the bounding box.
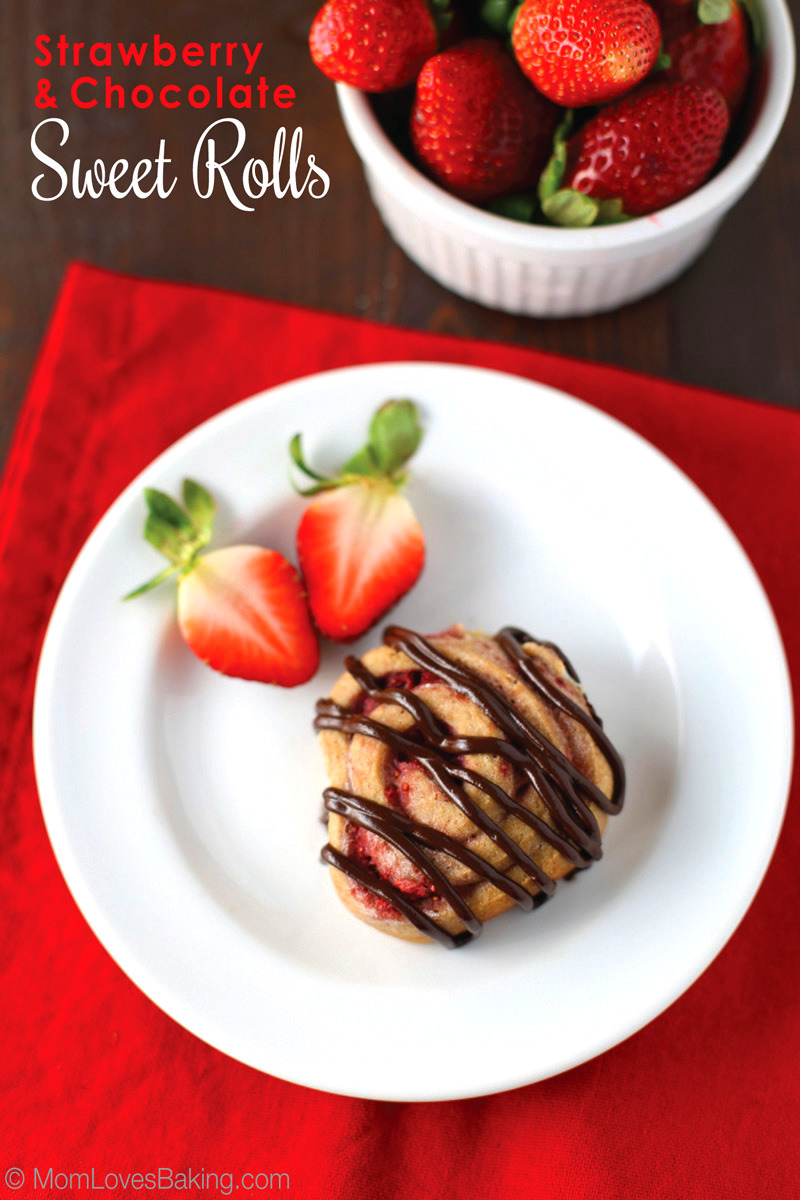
top-left (2, 0), bottom-right (798, 470)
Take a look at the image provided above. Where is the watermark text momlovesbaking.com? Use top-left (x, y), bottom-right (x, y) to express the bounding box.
top-left (3, 1166), bottom-right (289, 1193)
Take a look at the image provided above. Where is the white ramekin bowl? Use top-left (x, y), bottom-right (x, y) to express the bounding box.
top-left (337, 0), bottom-right (795, 317)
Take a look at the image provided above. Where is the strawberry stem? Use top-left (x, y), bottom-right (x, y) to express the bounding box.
top-left (289, 400), bottom-right (424, 496)
top-left (123, 562), bottom-right (185, 601)
top-left (124, 479), bottom-right (217, 600)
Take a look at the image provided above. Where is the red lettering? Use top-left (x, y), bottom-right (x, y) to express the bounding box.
top-left (132, 84), bottom-right (154, 108)
top-left (34, 34), bottom-right (51, 67)
top-left (153, 35), bottom-right (176, 66)
top-left (117, 41), bottom-right (147, 67)
top-left (71, 77), bottom-right (98, 108)
top-left (274, 85), bottom-right (295, 109)
top-left (105, 79), bottom-right (125, 108)
top-left (89, 43), bottom-right (111, 67)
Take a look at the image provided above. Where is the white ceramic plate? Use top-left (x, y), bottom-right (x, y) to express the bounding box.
top-left (33, 363), bottom-right (793, 1102)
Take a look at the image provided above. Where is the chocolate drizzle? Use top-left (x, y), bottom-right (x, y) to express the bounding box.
top-left (316, 626), bottom-right (625, 948)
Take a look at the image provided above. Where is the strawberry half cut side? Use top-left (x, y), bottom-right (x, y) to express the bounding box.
top-left (290, 400), bottom-right (426, 642)
top-left (125, 480), bottom-right (319, 686)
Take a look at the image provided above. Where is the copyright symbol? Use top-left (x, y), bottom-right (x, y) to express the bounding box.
top-left (5, 1168), bottom-right (24, 1188)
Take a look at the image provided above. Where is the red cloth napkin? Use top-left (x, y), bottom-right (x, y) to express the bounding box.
top-left (2, 263), bottom-right (798, 1199)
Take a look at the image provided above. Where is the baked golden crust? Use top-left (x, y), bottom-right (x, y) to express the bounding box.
top-left (318, 626), bottom-right (617, 944)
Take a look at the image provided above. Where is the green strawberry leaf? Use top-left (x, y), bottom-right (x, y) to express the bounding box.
top-left (289, 433), bottom-right (334, 485)
top-left (341, 443), bottom-right (381, 478)
top-left (143, 514), bottom-right (200, 565)
top-left (698, 0), bottom-right (732, 23)
top-left (542, 188), bottom-right (599, 227)
top-left (367, 400), bottom-right (423, 477)
top-left (480, 0), bottom-right (518, 35)
top-left (127, 480), bottom-right (219, 598)
top-left (596, 198), bottom-right (631, 224)
top-left (182, 479), bottom-right (216, 542)
top-left (738, 0), bottom-right (764, 50)
top-left (144, 488), bottom-right (195, 533)
top-left (289, 432), bottom-right (345, 494)
top-left (653, 44), bottom-right (672, 71)
top-left (429, 0), bottom-right (453, 34)
top-left (538, 110), bottom-right (576, 206)
top-left (290, 400), bottom-right (424, 495)
top-left (487, 192), bottom-right (537, 222)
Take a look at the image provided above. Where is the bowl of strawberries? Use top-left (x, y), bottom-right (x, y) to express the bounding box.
top-left (310, 0), bottom-right (794, 316)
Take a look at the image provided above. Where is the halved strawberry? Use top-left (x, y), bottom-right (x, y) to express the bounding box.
top-left (177, 547), bottom-right (319, 685)
top-left (291, 400), bottom-right (425, 641)
top-left (126, 480), bottom-right (319, 686)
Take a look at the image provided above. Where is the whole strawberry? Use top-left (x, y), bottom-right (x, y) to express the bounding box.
top-left (564, 81), bottom-right (730, 216)
top-left (667, 1), bottom-right (751, 117)
top-left (650, 0), bottom-right (698, 45)
top-left (291, 401), bottom-right (426, 642)
top-left (411, 39), bottom-right (559, 203)
top-left (126, 481), bottom-right (319, 686)
top-left (512, 0), bottom-right (662, 106)
top-left (309, 0), bottom-right (441, 92)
